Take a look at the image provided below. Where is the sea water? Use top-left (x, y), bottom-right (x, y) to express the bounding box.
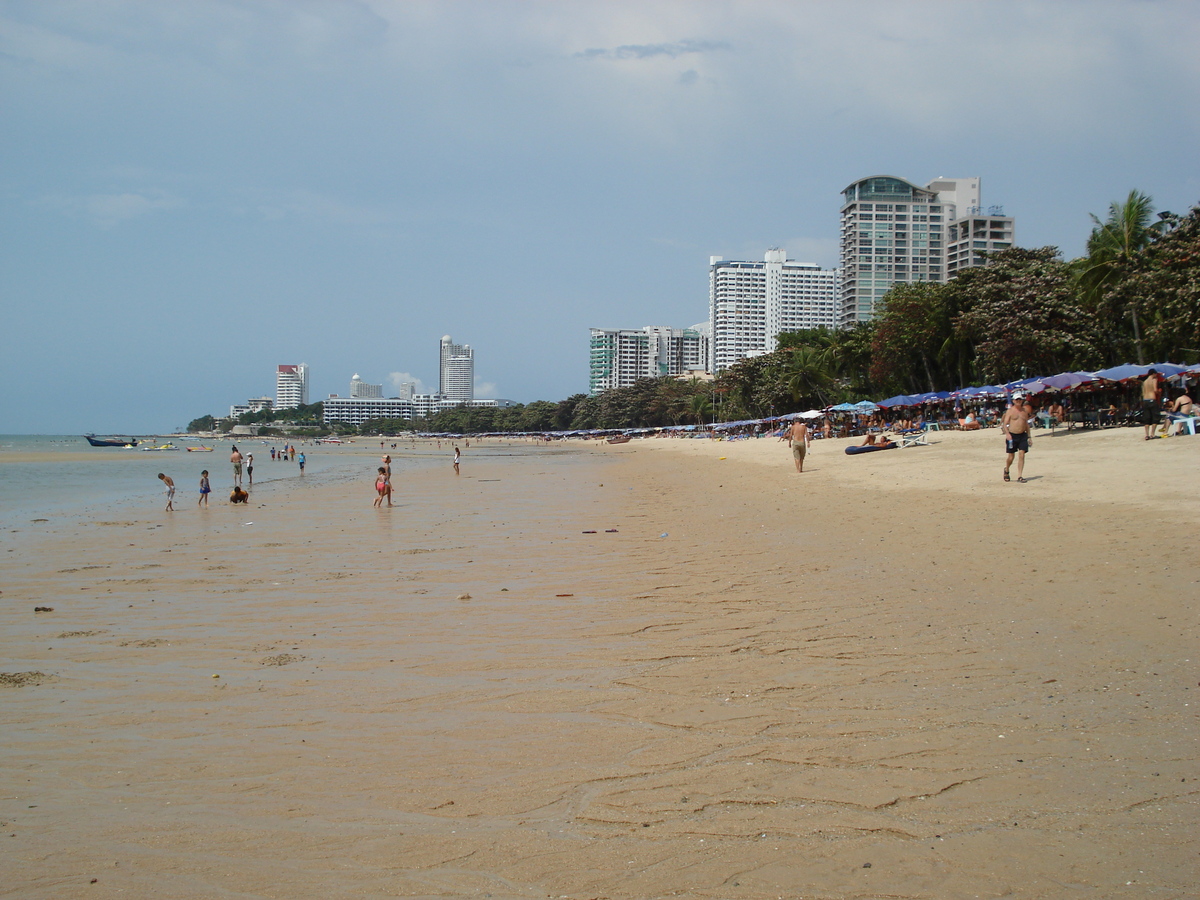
top-left (0, 435), bottom-right (439, 532)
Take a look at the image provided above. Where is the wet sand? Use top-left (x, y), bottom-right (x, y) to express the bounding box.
top-left (1, 431), bottom-right (1197, 898)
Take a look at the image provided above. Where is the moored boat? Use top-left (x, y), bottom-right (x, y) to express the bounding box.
top-left (186, 446), bottom-right (213, 452)
top-left (84, 434), bottom-right (139, 447)
top-left (606, 434), bottom-right (632, 444)
top-left (141, 442), bottom-right (179, 452)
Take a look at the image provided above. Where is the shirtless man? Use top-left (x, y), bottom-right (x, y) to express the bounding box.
top-left (1001, 393), bottom-right (1031, 483)
top-left (230, 445), bottom-right (244, 486)
top-left (787, 419), bottom-right (810, 473)
top-left (1141, 369), bottom-right (1162, 440)
top-left (157, 472), bottom-right (175, 511)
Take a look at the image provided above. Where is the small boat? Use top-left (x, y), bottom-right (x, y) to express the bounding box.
top-left (141, 442), bottom-right (179, 452)
top-left (186, 446), bottom-right (214, 452)
top-left (606, 434), bottom-right (632, 444)
top-left (85, 434), bottom-right (138, 448)
top-left (316, 438), bottom-right (344, 444)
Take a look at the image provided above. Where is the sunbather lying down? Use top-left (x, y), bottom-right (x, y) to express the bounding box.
top-left (860, 434), bottom-right (897, 449)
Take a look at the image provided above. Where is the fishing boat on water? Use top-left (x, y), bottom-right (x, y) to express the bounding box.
top-left (84, 434), bottom-right (139, 447)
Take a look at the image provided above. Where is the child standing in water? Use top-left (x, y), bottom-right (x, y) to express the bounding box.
top-left (158, 473), bottom-right (175, 511)
top-left (198, 470), bottom-right (211, 507)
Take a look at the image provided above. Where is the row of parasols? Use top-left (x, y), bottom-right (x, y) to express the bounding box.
top-left (846, 361), bottom-right (1200, 413)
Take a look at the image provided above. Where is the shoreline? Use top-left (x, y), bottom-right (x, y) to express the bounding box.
top-left (2, 434), bottom-right (1196, 898)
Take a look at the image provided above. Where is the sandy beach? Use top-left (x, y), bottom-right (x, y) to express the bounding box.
top-left (2, 430), bottom-right (1197, 899)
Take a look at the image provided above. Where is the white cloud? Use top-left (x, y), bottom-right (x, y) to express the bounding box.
top-left (388, 372), bottom-right (423, 393)
top-left (474, 381), bottom-right (498, 399)
top-left (37, 189), bottom-right (183, 228)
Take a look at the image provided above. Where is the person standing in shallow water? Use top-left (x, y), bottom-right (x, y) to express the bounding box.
top-left (246, 453), bottom-right (254, 485)
top-left (158, 473), bottom-right (175, 511)
top-left (230, 445), bottom-right (243, 486)
top-left (453, 446), bottom-right (461, 473)
top-left (198, 470), bottom-right (210, 507)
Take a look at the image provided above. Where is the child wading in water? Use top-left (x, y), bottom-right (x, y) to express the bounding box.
top-left (374, 467), bottom-right (392, 507)
top-left (157, 473), bottom-right (175, 511)
top-left (198, 470), bottom-right (211, 507)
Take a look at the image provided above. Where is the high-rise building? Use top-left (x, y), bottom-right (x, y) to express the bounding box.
top-left (275, 363), bottom-right (309, 409)
top-left (945, 207), bottom-right (1015, 279)
top-left (589, 325), bottom-right (709, 395)
top-left (708, 250), bottom-right (839, 374)
top-left (438, 336), bottom-right (473, 402)
top-left (349, 374), bottom-right (383, 398)
top-left (838, 176), bottom-right (1012, 326)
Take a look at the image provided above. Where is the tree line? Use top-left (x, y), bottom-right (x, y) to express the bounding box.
top-left (191, 192), bottom-right (1199, 435)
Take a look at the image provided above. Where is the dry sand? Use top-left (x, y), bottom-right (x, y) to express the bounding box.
top-left (1, 430), bottom-right (1197, 899)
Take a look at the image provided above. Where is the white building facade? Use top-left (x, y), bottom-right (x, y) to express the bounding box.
top-left (275, 363), bottom-right (310, 409)
top-left (349, 374), bottom-right (383, 398)
top-left (708, 250), bottom-right (839, 373)
top-left (439, 336), bottom-right (474, 402)
top-left (838, 176), bottom-right (1012, 326)
top-left (323, 395), bottom-right (515, 427)
top-left (589, 325), bottom-right (709, 395)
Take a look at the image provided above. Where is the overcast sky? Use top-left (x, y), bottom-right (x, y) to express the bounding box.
top-left (2, 0), bottom-right (1198, 433)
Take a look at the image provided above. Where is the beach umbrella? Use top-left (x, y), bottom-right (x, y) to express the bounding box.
top-left (853, 400), bottom-right (879, 412)
top-left (798, 409), bottom-right (824, 419)
top-left (1041, 372), bottom-right (1096, 390)
top-left (1092, 362), bottom-right (1185, 382)
top-left (877, 395), bottom-right (915, 408)
top-left (829, 402), bottom-right (857, 412)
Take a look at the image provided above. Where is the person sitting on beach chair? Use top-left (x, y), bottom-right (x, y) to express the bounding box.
top-left (958, 412), bottom-right (981, 430)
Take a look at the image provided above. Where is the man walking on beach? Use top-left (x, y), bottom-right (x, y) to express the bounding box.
top-left (230, 445), bottom-right (243, 486)
top-left (1142, 369), bottom-right (1163, 440)
top-left (787, 418), bottom-right (810, 473)
top-left (1001, 393), bottom-right (1031, 483)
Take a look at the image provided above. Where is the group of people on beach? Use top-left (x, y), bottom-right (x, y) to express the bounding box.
top-left (155, 443), bottom-right (307, 510)
top-left (372, 445), bottom-right (462, 507)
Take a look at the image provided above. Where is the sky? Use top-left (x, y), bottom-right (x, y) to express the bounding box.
top-left (2, 0), bottom-right (1198, 434)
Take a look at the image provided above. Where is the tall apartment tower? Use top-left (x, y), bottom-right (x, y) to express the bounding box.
top-left (589, 325), bottom-right (709, 395)
top-left (708, 249), bottom-right (839, 374)
top-left (349, 374), bottom-right (383, 398)
top-left (838, 176), bottom-right (1013, 326)
top-left (275, 363), bottom-right (310, 409)
top-left (438, 335), bottom-right (474, 402)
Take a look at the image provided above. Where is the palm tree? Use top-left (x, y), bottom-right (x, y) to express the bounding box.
top-left (784, 347), bottom-right (835, 407)
top-left (686, 393), bottom-right (712, 425)
top-left (1078, 190), bottom-right (1170, 363)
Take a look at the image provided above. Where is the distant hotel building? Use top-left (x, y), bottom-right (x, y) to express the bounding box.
top-left (349, 374), bottom-right (383, 398)
top-left (439, 336), bottom-right (473, 402)
top-left (838, 176), bottom-right (1013, 326)
top-left (322, 396), bottom-right (515, 427)
top-left (229, 396), bottom-right (273, 419)
top-left (589, 325), bottom-right (710, 395)
top-left (708, 250), bottom-right (839, 374)
top-left (276, 363), bottom-right (310, 409)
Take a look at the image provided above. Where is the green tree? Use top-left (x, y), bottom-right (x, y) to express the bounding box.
top-left (1077, 190), bottom-right (1173, 363)
top-left (953, 247), bottom-right (1102, 383)
top-left (187, 414), bottom-right (216, 432)
top-left (1102, 203), bottom-right (1200, 363)
top-left (869, 283), bottom-right (953, 394)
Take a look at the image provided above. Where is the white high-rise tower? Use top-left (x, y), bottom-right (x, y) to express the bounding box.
top-left (276, 363), bottom-right (310, 409)
top-left (438, 336), bottom-right (474, 402)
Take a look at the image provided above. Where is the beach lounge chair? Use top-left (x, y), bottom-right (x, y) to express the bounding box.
top-left (900, 430), bottom-right (928, 448)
